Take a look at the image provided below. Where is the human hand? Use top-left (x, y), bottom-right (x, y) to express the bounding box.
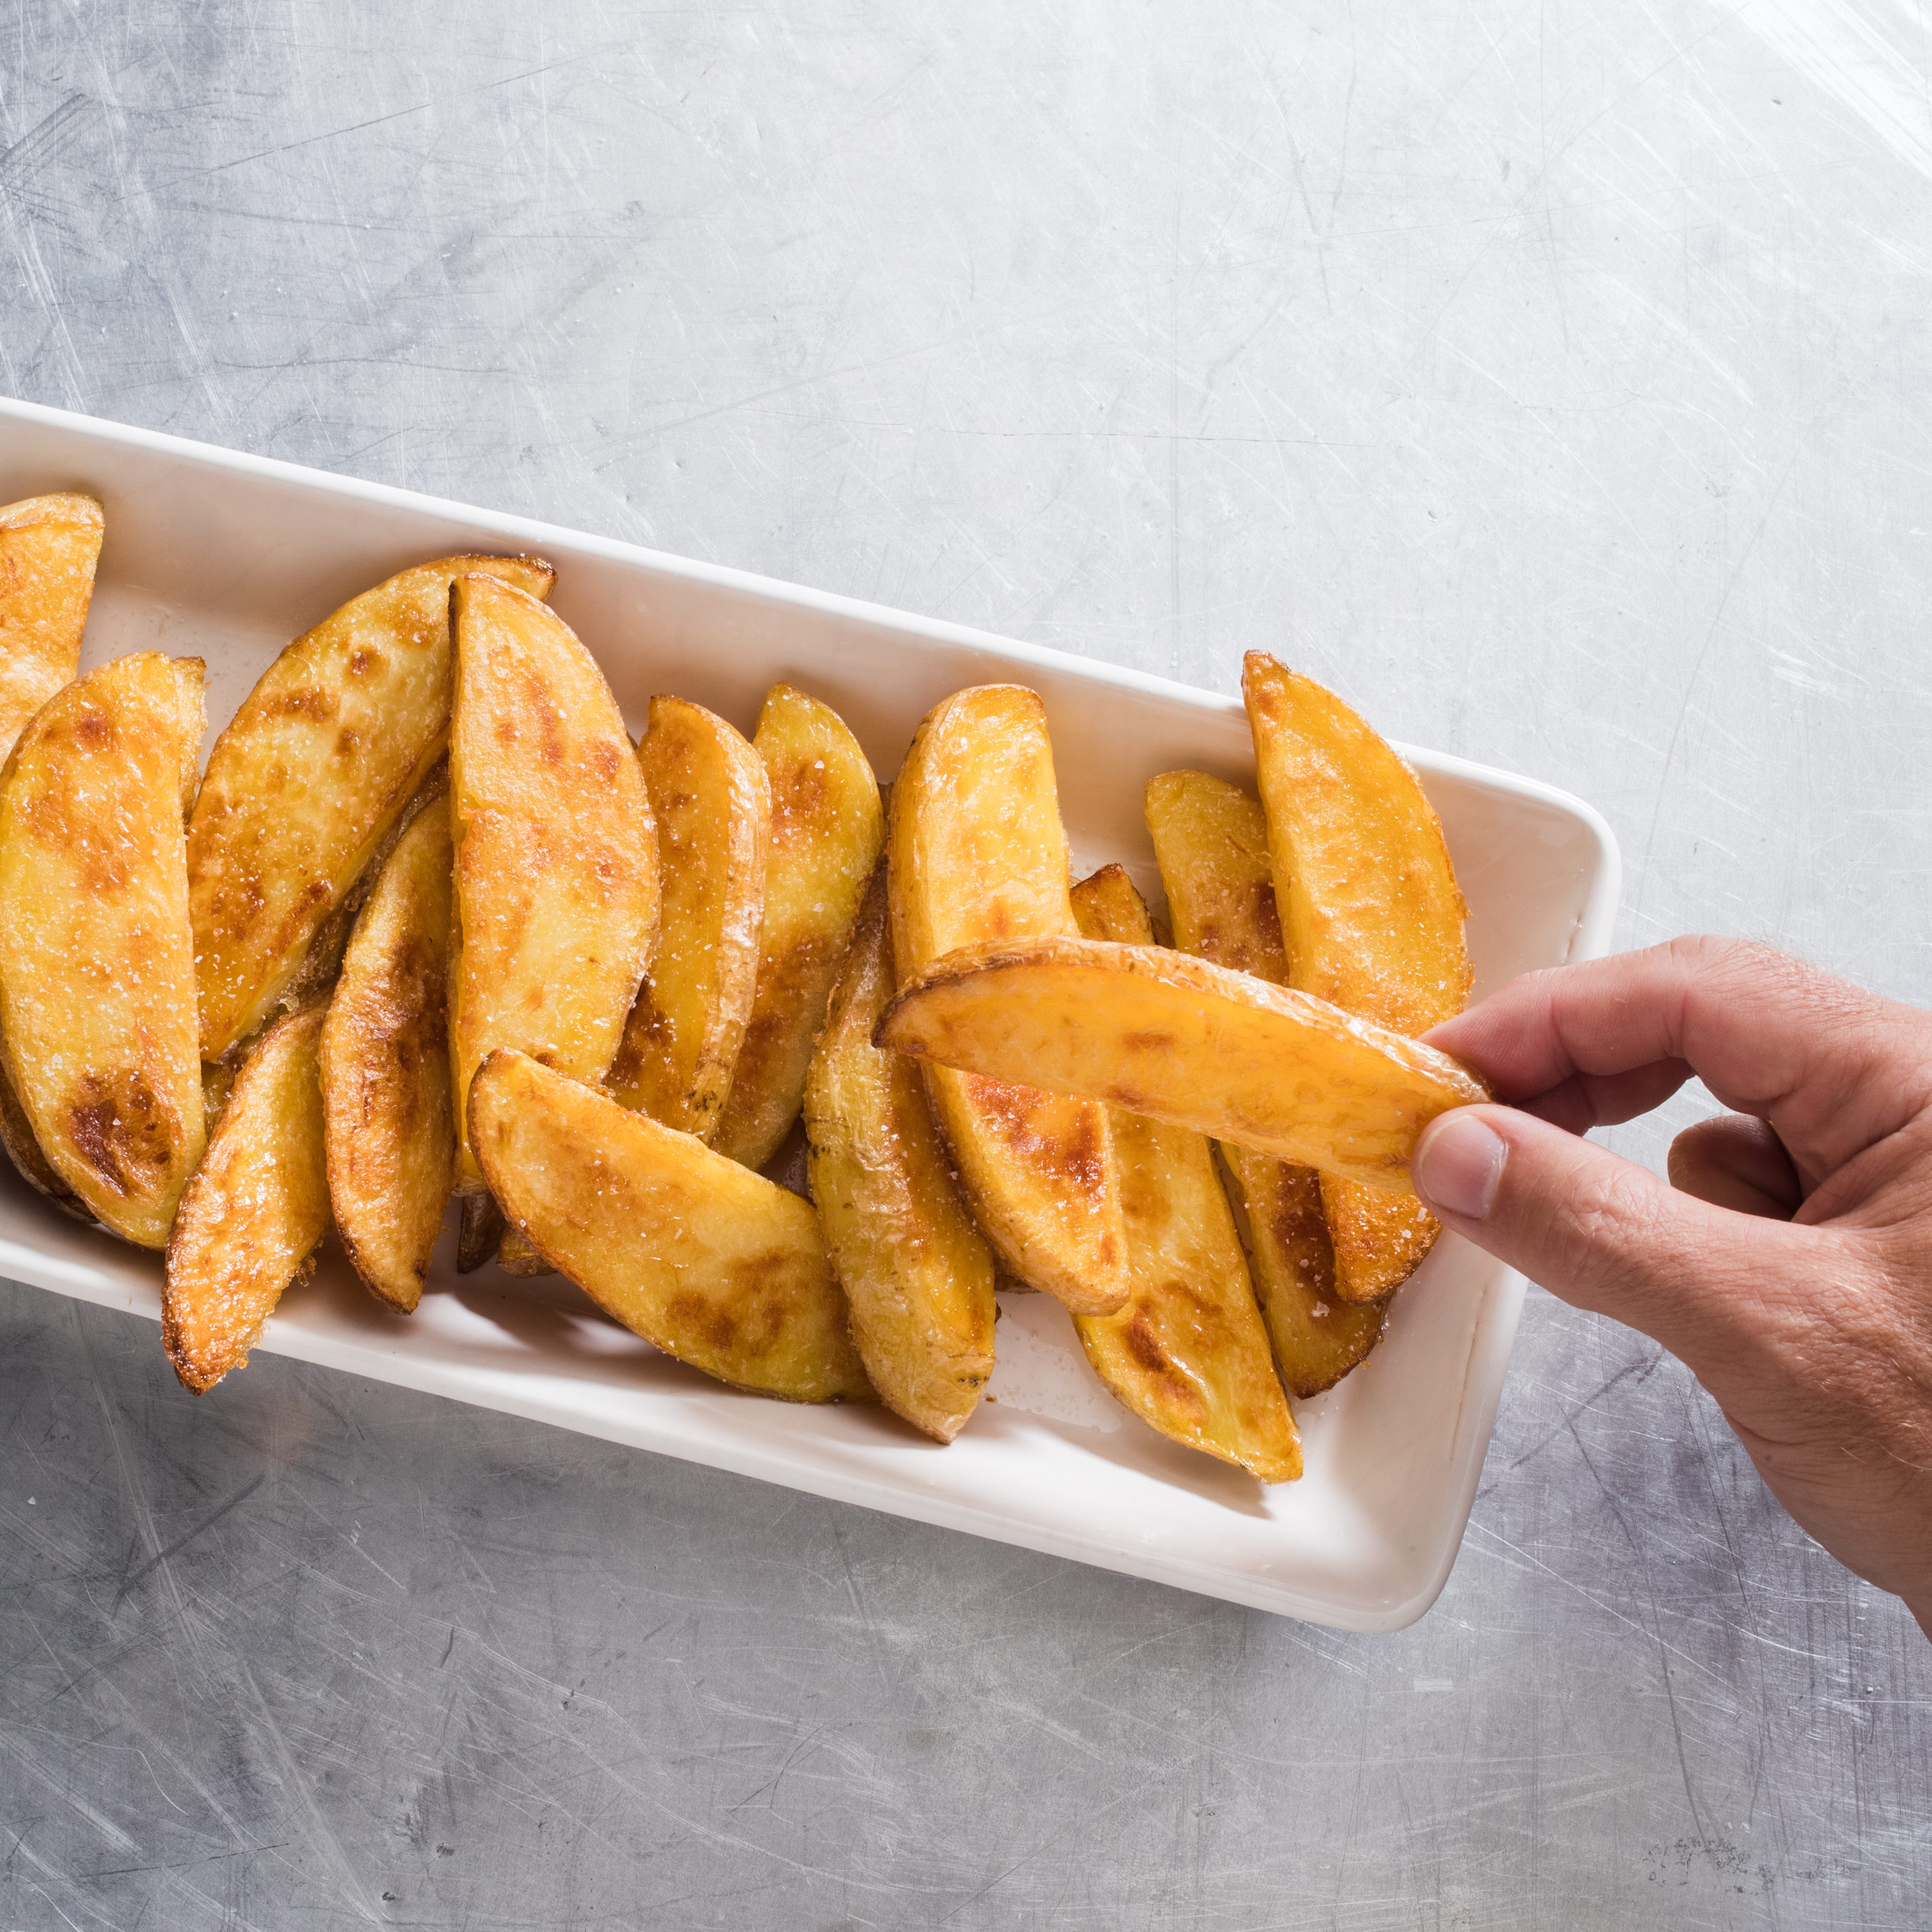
top-left (1415, 937), bottom-right (1932, 1638)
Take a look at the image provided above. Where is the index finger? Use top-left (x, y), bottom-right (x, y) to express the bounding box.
top-left (1424, 936), bottom-right (1932, 1181)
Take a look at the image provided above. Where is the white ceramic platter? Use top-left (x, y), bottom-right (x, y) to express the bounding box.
top-left (0, 396), bottom-right (1619, 1631)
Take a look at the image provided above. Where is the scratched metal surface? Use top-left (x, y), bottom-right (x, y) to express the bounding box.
top-left (3, 2), bottom-right (1930, 1926)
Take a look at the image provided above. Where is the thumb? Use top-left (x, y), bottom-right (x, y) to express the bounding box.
top-left (1411, 1104), bottom-right (1776, 1358)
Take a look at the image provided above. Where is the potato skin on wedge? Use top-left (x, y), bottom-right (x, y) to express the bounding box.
top-left (878, 937), bottom-right (1487, 1192)
top-left (449, 574), bottom-right (659, 1191)
top-left (1069, 866), bottom-right (1300, 1481)
top-left (320, 773), bottom-right (453, 1312)
top-left (470, 1051), bottom-right (873, 1404)
top-left (714, 685), bottom-right (884, 1172)
top-left (164, 1006), bottom-right (329, 1392)
top-left (0, 492), bottom-right (103, 760)
top-left (610, 696), bottom-right (768, 1142)
top-left (1244, 654), bottom-right (1471, 1303)
top-left (804, 864), bottom-right (994, 1442)
top-left (1146, 770), bottom-right (1385, 1396)
top-left (0, 652), bottom-right (206, 1246)
top-left (887, 686), bottom-right (1127, 1315)
top-left (190, 554), bottom-right (555, 1060)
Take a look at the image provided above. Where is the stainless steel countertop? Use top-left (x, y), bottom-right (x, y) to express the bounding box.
top-left (3, 4), bottom-right (1928, 1926)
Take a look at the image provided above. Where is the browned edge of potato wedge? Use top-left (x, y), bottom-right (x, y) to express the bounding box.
top-left (0, 652), bottom-right (206, 1246)
top-left (609, 695), bottom-right (770, 1141)
top-left (804, 862), bottom-right (994, 1442)
top-left (190, 554), bottom-right (557, 1061)
top-left (878, 936), bottom-right (1488, 1192)
top-left (456, 1191), bottom-right (506, 1276)
top-left (1068, 866), bottom-right (1300, 1482)
top-left (163, 1005), bottom-right (330, 1394)
top-left (1145, 769), bottom-right (1386, 1396)
top-left (0, 1055), bottom-right (92, 1223)
top-left (886, 684), bottom-right (1127, 1315)
top-left (713, 683), bottom-right (885, 1172)
top-left (320, 768), bottom-right (454, 1312)
top-left (0, 492), bottom-right (103, 763)
top-left (1244, 652), bottom-right (1472, 1302)
top-left (448, 574), bottom-right (659, 1192)
top-left (470, 1049), bottom-right (873, 1404)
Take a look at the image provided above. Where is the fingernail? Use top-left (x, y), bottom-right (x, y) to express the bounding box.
top-left (1415, 1112), bottom-right (1508, 1221)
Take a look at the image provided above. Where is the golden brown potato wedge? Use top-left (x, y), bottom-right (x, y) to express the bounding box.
top-left (320, 773), bottom-right (453, 1312)
top-left (1244, 653), bottom-right (1471, 1302)
top-left (1068, 867), bottom-right (1300, 1481)
top-left (0, 492), bottom-right (102, 760)
top-left (1146, 769), bottom-right (1385, 1395)
top-left (609, 697), bottom-right (768, 1140)
top-left (887, 686), bottom-right (1126, 1315)
top-left (804, 864), bottom-right (994, 1442)
top-left (713, 685), bottom-right (884, 1170)
top-left (189, 553), bottom-right (555, 1060)
top-left (163, 1007), bottom-right (328, 1392)
top-left (0, 652), bottom-right (206, 1246)
top-left (878, 936), bottom-right (1487, 1191)
top-left (0, 1058), bottom-right (91, 1222)
top-left (449, 574), bottom-right (658, 1192)
top-left (470, 1050), bottom-right (872, 1403)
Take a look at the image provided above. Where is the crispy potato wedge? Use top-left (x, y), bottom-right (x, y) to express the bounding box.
top-left (456, 1192), bottom-right (505, 1276)
top-left (0, 652), bottom-right (206, 1246)
top-left (1244, 653), bottom-right (1471, 1302)
top-left (609, 697), bottom-right (768, 1140)
top-left (320, 773), bottom-right (453, 1312)
top-left (163, 1007), bottom-right (328, 1392)
top-left (1146, 770), bottom-right (1385, 1395)
top-left (887, 686), bottom-right (1127, 1315)
top-left (804, 864), bottom-right (994, 1442)
top-left (189, 553), bottom-right (555, 1060)
top-left (1068, 867), bottom-right (1300, 1482)
top-left (0, 1058), bottom-right (91, 1222)
top-left (879, 937), bottom-right (1487, 1191)
top-left (713, 685), bottom-right (884, 1170)
top-left (0, 493), bottom-right (102, 760)
top-left (449, 574), bottom-right (658, 1192)
top-left (470, 1050), bottom-right (872, 1403)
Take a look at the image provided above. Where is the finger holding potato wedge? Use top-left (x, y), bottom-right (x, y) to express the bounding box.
top-left (1244, 653), bottom-right (1472, 1303)
top-left (804, 864), bottom-right (995, 1442)
top-left (190, 554), bottom-right (557, 1061)
top-left (448, 574), bottom-right (659, 1196)
top-left (470, 1050), bottom-right (873, 1404)
top-left (1146, 770), bottom-right (1386, 1396)
top-left (610, 696), bottom-right (769, 1141)
top-left (1068, 866), bottom-right (1300, 1483)
top-left (320, 770), bottom-right (453, 1312)
top-left (0, 652), bottom-right (207, 1246)
top-left (877, 936), bottom-right (1488, 1192)
top-left (713, 684), bottom-right (884, 1172)
top-left (164, 1005), bottom-right (329, 1393)
top-left (0, 492), bottom-right (103, 760)
top-left (888, 686), bottom-right (1128, 1316)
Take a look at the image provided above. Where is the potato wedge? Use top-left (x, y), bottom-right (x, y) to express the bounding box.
top-left (878, 937), bottom-right (1487, 1190)
top-left (887, 686), bottom-right (1127, 1315)
top-left (1244, 653), bottom-right (1471, 1302)
top-left (713, 685), bottom-right (884, 1171)
top-left (449, 574), bottom-right (658, 1192)
top-left (470, 1050), bottom-right (872, 1403)
top-left (609, 697), bottom-right (768, 1140)
top-left (0, 1058), bottom-right (91, 1222)
top-left (1146, 770), bottom-right (1384, 1395)
top-left (0, 652), bottom-right (206, 1246)
top-left (804, 864), bottom-right (994, 1442)
top-left (1068, 867), bottom-right (1300, 1481)
top-left (163, 1007), bottom-right (328, 1392)
top-left (320, 772), bottom-right (453, 1312)
top-left (190, 553), bottom-right (555, 1060)
top-left (456, 1192), bottom-right (505, 1276)
top-left (0, 492), bottom-right (102, 759)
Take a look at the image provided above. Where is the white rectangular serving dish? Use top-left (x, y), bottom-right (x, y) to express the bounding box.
top-left (0, 396), bottom-right (1619, 1631)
